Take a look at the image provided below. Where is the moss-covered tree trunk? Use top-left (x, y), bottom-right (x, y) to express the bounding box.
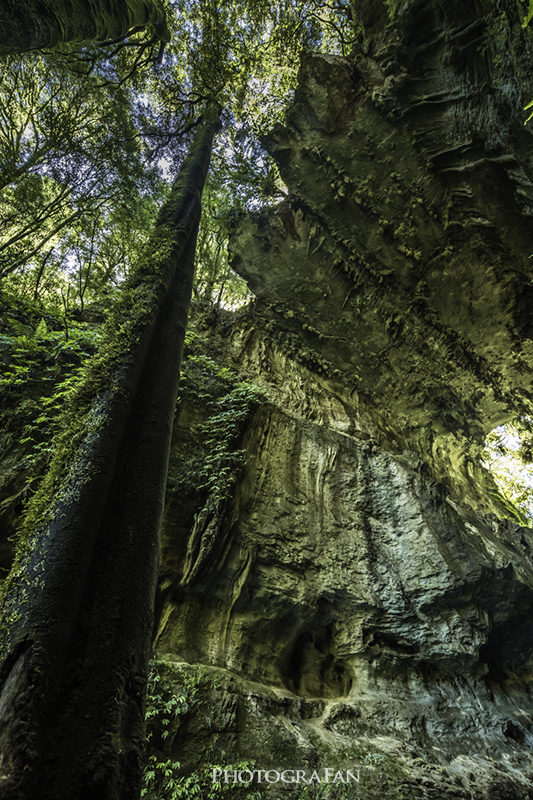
top-left (0, 106), bottom-right (220, 800)
top-left (0, 0), bottom-right (169, 55)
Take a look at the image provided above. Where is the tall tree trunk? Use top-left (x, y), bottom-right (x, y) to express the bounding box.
top-left (0, 0), bottom-right (169, 55)
top-left (0, 106), bottom-right (220, 800)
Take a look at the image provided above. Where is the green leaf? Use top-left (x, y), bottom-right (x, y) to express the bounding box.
top-left (34, 318), bottom-right (48, 339)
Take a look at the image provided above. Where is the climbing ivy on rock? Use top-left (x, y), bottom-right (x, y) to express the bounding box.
top-left (142, 660), bottom-right (262, 800)
top-left (174, 330), bottom-right (263, 508)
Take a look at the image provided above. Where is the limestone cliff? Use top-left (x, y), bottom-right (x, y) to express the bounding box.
top-left (229, 0), bottom-right (533, 514)
top-left (150, 2), bottom-right (533, 798)
top-left (151, 306), bottom-right (533, 800)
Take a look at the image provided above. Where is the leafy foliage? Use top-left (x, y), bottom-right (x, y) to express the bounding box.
top-left (483, 417), bottom-right (533, 523)
top-left (0, 0), bottom-right (361, 314)
top-left (0, 293), bottom-right (100, 480)
top-left (145, 661), bottom-right (198, 745)
top-left (0, 52), bottom-right (160, 289)
top-left (142, 757), bottom-right (262, 800)
top-left (176, 335), bottom-right (263, 507)
top-left (193, 172), bottom-right (252, 308)
top-left (0, 294), bottom-right (99, 577)
top-left (143, 661), bottom-right (262, 800)
top-left (523, 0), bottom-right (533, 28)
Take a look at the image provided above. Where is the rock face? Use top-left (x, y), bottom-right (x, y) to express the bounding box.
top-left (229, 0), bottom-right (533, 513)
top-left (153, 314), bottom-right (533, 800)
top-left (150, 2), bottom-right (533, 798)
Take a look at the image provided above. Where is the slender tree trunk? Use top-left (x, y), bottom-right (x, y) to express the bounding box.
top-left (0, 0), bottom-right (169, 55)
top-left (32, 247), bottom-right (54, 302)
top-left (0, 106), bottom-right (220, 800)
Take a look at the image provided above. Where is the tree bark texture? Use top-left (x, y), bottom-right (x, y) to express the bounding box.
top-left (0, 107), bottom-right (220, 800)
top-left (0, 0), bottom-right (169, 55)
